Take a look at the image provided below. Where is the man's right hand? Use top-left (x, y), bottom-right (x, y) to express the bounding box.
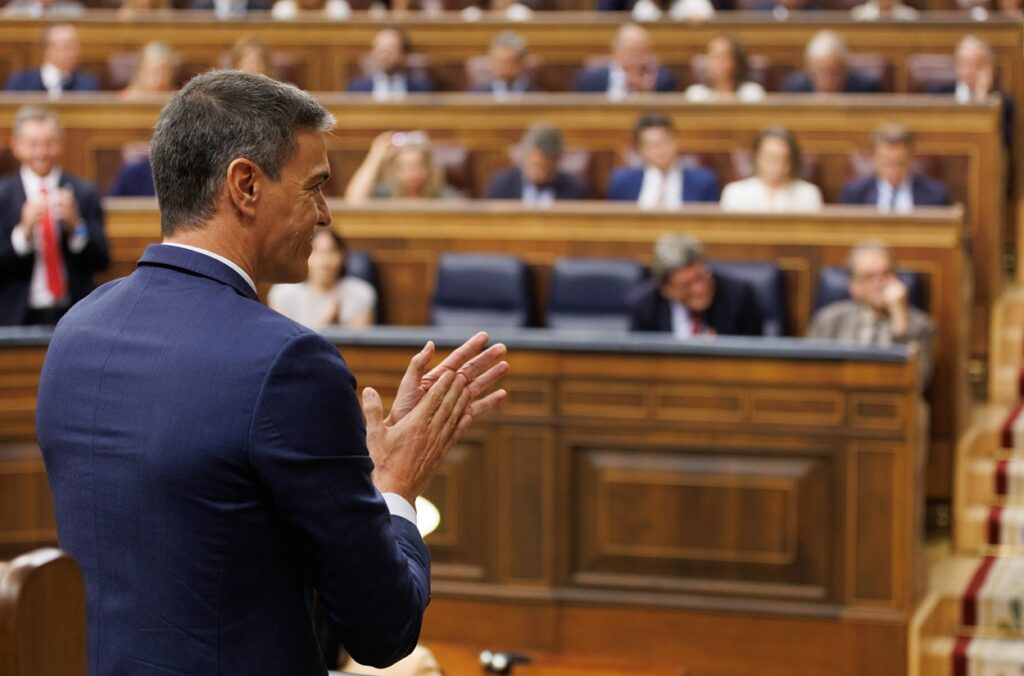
top-left (16, 199), bottom-right (43, 243)
top-left (361, 335), bottom-right (509, 504)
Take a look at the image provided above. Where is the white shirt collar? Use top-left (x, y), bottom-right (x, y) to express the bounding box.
top-left (161, 242), bottom-right (257, 293)
top-left (19, 165), bottom-right (61, 196)
top-left (875, 177), bottom-right (913, 213)
top-left (39, 62), bottom-right (65, 99)
top-left (638, 164), bottom-right (683, 209)
top-left (954, 81), bottom-right (972, 103)
top-left (607, 63), bottom-right (628, 100)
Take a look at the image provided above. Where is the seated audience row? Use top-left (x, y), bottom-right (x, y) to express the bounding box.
top-left (3, 22), bottom-right (1005, 109)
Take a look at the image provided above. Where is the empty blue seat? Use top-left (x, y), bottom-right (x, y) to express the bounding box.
top-left (709, 260), bottom-right (788, 337)
top-left (547, 258), bottom-right (645, 331)
top-left (431, 253), bottom-right (532, 328)
top-left (344, 250), bottom-right (377, 289)
top-left (813, 266), bottom-right (926, 312)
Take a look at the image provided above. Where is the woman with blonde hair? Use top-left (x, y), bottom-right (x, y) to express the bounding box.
top-left (345, 130), bottom-right (459, 202)
top-left (122, 41), bottom-right (178, 98)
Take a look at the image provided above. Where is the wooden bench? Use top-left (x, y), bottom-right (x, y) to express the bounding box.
top-left (0, 548), bottom-right (86, 676)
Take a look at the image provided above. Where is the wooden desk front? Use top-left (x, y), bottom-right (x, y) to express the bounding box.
top-left (104, 200), bottom-right (969, 502)
top-left (0, 328), bottom-right (921, 675)
top-left (0, 94), bottom-right (1004, 313)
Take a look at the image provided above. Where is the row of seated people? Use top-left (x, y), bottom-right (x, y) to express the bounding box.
top-left (268, 228), bottom-right (937, 387)
top-left (3, 22), bottom-right (1008, 112)
top-left (95, 110), bottom-right (954, 210)
top-left (5, 0), bottom-right (1023, 22)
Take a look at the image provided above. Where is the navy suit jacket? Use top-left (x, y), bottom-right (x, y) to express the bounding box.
top-left (36, 244), bottom-right (430, 675)
top-left (839, 174), bottom-right (950, 208)
top-left (628, 274), bottom-right (764, 336)
top-left (782, 70), bottom-right (880, 94)
top-left (347, 73), bottom-right (434, 93)
top-left (607, 164), bottom-right (720, 203)
top-left (0, 172), bottom-right (108, 326)
top-left (484, 167), bottom-right (590, 200)
top-left (573, 65), bottom-right (676, 93)
top-left (108, 157), bottom-right (155, 197)
top-left (5, 67), bottom-right (99, 92)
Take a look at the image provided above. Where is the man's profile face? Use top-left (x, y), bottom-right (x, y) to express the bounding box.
top-left (12, 118), bottom-right (62, 178)
top-left (660, 263), bottom-right (715, 314)
top-left (637, 126), bottom-right (677, 173)
top-left (808, 51), bottom-right (846, 93)
top-left (490, 45), bottom-right (524, 83)
top-left (849, 249), bottom-right (894, 311)
top-left (372, 30), bottom-right (405, 76)
top-left (522, 148), bottom-right (556, 186)
top-left (44, 25), bottom-right (81, 73)
top-left (258, 129), bottom-right (333, 284)
top-left (873, 142), bottom-right (911, 188)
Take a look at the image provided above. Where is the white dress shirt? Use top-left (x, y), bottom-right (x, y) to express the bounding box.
top-left (669, 301), bottom-right (695, 338)
top-left (607, 63), bottom-right (629, 100)
top-left (161, 242), bottom-right (417, 527)
top-left (719, 177), bottom-right (823, 213)
top-left (11, 166), bottom-right (89, 310)
top-left (39, 62), bottom-right (67, 100)
top-left (684, 81), bottom-right (765, 103)
top-left (638, 165), bottom-right (683, 210)
top-left (522, 182), bottom-right (555, 207)
top-left (371, 72), bottom-right (408, 101)
top-left (875, 178), bottom-right (914, 213)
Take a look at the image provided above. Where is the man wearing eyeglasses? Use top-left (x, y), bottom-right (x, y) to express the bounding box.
top-left (628, 232), bottom-right (763, 338)
top-left (809, 240), bottom-right (935, 387)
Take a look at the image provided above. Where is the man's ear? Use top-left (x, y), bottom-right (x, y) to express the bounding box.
top-left (225, 158), bottom-right (260, 218)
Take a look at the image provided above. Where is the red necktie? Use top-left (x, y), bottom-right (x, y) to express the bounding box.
top-left (691, 315), bottom-right (703, 335)
top-left (39, 186), bottom-right (66, 300)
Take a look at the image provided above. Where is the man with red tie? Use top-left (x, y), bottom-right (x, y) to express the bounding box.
top-left (0, 105), bottom-right (108, 325)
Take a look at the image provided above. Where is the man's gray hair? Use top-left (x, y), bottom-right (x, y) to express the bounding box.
top-left (150, 70), bottom-right (335, 236)
top-left (491, 30), bottom-right (527, 56)
top-left (956, 34), bottom-right (994, 63)
top-left (805, 30), bottom-right (847, 63)
top-left (12, 104), bottom-right (61, 137)
top-left (846, 239), bottom-right (894, 272)
top-left (653, 233), bottom-right (705, 283)
top-left (521, 124), bottom-right (563, 161)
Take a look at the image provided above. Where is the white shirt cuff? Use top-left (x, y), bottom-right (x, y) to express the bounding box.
top-left (68, 225), bottom-right (88, 254)
top-left (383, 492), bottom-right (418, 528)
top-left (11, 225), bottom-right (33, 256)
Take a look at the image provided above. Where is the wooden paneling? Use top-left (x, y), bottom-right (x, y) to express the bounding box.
top-left (103, 202), bottom-right (970, 503)
top-left (0, 333), bottom-right (920, 673)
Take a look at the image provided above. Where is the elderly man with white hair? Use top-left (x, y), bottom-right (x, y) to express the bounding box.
top-left (782, 30), bottom-right (880, 93)
top-left (573, 23), bottom-right (676, 98)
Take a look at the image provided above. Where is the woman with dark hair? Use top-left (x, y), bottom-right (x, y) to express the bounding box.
top-left (268, 229), bottom-right (377, 330)
top-left (685, 35), bottom-right (765, 103)
top-left (720, 127), bottom-right (823, 212)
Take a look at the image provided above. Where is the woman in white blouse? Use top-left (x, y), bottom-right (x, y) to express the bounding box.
top-left (268, 229), bottom-right (377, 331)
top-left (720, 127), bottom-right (823, 212)
top-left (684, 35), bottom-right (765, 103)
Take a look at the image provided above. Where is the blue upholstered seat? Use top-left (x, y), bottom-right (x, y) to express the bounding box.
top-left (546, 257), bottom-right (645, 331)
top-left (431, 253), bottom-right (532, 328)
top-left (709, 261), bottom-right (788, 337)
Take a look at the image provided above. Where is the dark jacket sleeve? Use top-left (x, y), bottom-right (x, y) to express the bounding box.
top-left (249, 333), bottom-right (430, 669)
top-left (68, 179), bottom-right (110, 273)
top-left (0, 181), bottom-right (34, 282)
top-left (607, 168), bottom-right (634, 201)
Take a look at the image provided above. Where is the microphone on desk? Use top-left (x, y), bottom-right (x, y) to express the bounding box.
top-left (480, 649), bottom-right (532, 674)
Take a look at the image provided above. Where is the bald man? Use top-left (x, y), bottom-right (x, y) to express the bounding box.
top-left (573, 23), bottom-right (676, 97)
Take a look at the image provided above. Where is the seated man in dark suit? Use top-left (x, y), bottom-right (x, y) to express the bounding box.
top-left (0, 105), bottom-right (108, 326)
top-left (485, 125), bottom-right (589, 204)
top-left (608, 113), bottom-right (719, 207)
top-left (840, 124), bottom-right (949, 211)
top-left (573, 23), bottom-right (675, 98)
top-left (5, 24), bottom-right (98, 97)
top-left (629, 233), bottom-right (763, 337)
top-left (468, 31), bottom-right (538, 98)
top-left (108, 155), bottom-right (155, 197)
top-left (347, 27), bottom-right (433, 99)
top-left (927, 35), bottom-right (1013, 149)
top-left (782, 30), bottom-right (879, 94)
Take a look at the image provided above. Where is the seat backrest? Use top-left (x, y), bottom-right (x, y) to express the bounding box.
top-left (813, 265), bottom-right (927, 312)
top-left (547, 257), bottom-right (644, 331)
top-left (344, 249), bottom-right (377, 289)
top-left (0, 548), bottom-right (86, 676)
top-left (431, 253), bottom-right (531, 328)
top-left (709, 260), bottom-right (788, 336)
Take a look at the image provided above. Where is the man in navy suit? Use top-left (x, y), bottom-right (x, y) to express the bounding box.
top-left (608, 113), bottom-right (719, 207)
top-left (840, 124), bottom-right (950, 211)
top-left (36, 71), bottom-right (508, 675)
top-left (467, 31), bottom-right (538, 97)
top-left (485, 125), bottom-right (589, 203)
top-left (629, 233), bottom-right (763, 336)
top-left (573, 23), bottom-right (676, 97)
top-left (782, 30), bottom-right (879, 94)
top-left (0, 105), bottom-right (107, 326)
top-left (5, 24), bottom-right (99, 96)
top-left (347, 28), bottom-right (433, 99)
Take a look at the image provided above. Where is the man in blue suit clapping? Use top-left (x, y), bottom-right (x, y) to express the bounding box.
top-left (608, 113), bottom-right (720, 208)
top-left (36, 71), bottom-right (509, 676)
